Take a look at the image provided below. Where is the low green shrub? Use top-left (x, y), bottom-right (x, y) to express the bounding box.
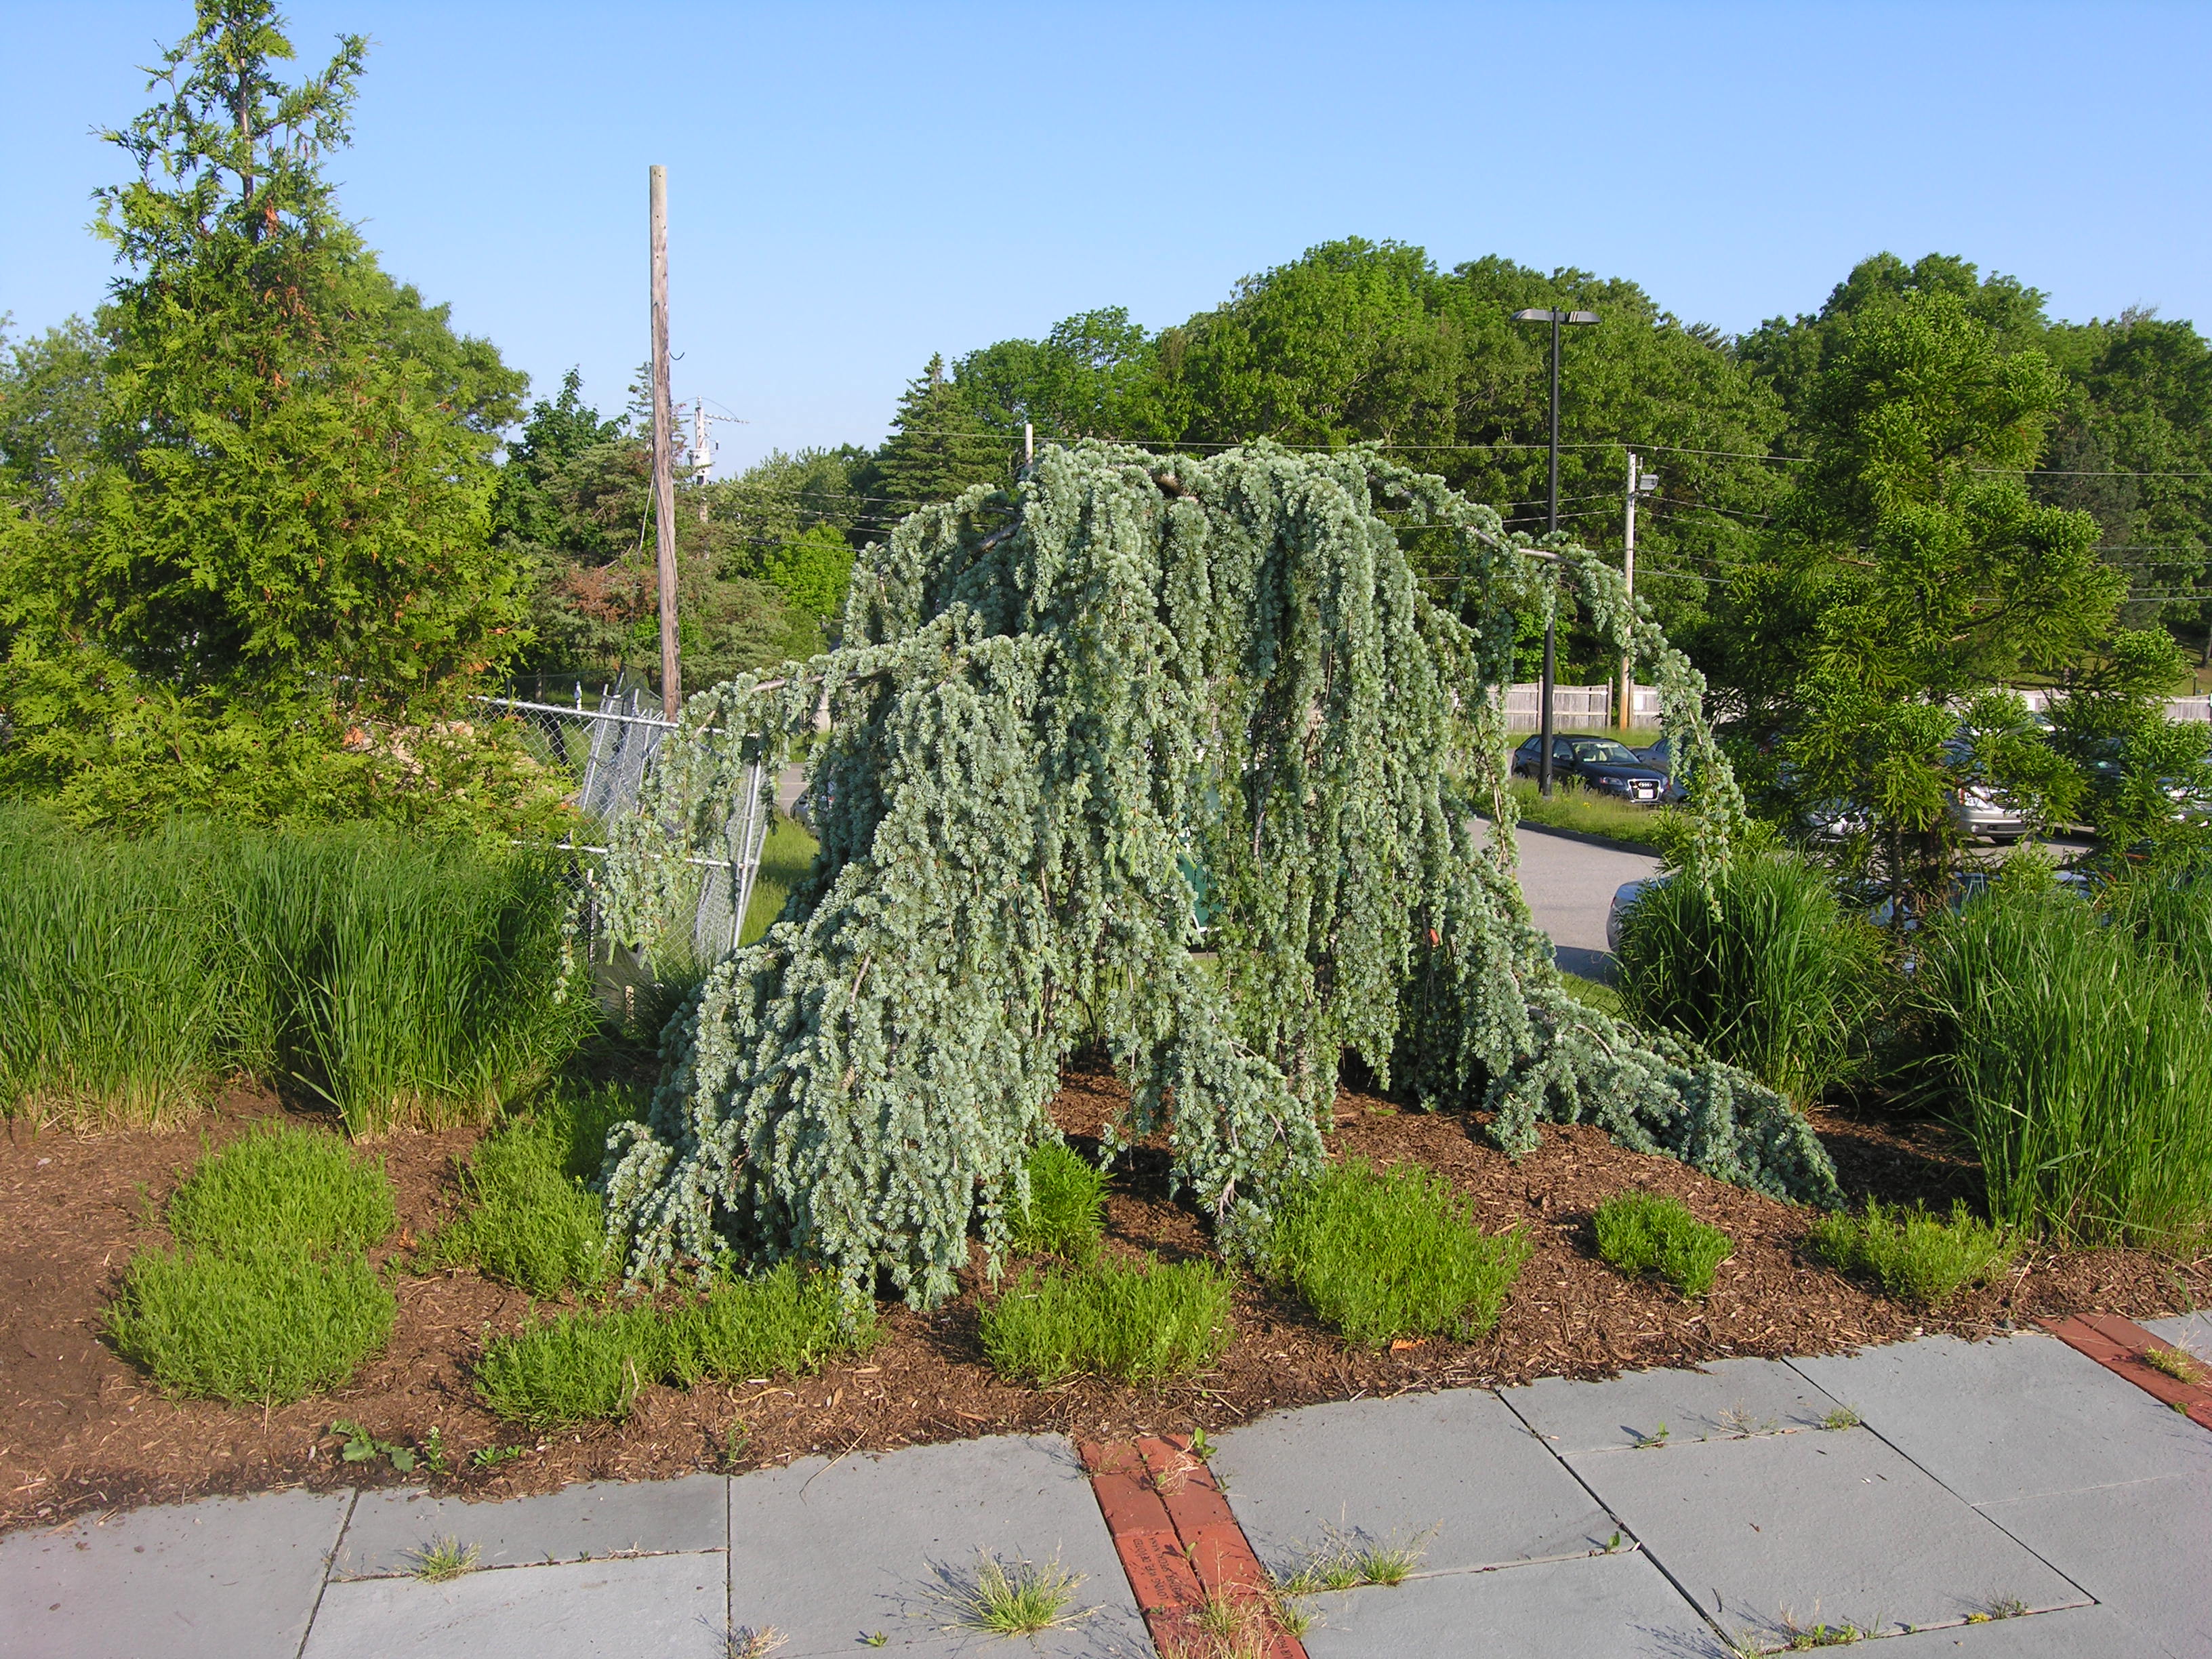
top-left (475, 1304), bottom-right (665, 1427)
top-left (108, 1251), bottom-right (396, 1405)
top-left (1805, 1201), bottom-right (2017, 1307)
top-left (1502, 779), bottom-right (1665, 848)
top-left (1919, 886), bottom-right (2212, 1247)
top-left (1593, 1192), bottom-right (1733, 1298)
top-left (1261, 1160), bottom-right (1531, 1346)
top-left (666, 1265), bottom-right (876, 1385)
top-left (476, 1264), bottom-right (872, 1426)
top-left (1616, 853), bottom-right (1881, 1107)
top-left (979, 1256), bottom-right (1233, 1384)
top-left (419, 1117), bottom-right (615, 1297)
top-left (1005, 1141), bottom-right (1106, 1261)
top-left (169, 1124), bottom-right (396, 1258)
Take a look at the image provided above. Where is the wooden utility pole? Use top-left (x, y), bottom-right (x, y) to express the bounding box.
top-left (649, 164), bottom-right (680, 720)
top-left (1620, 452), bottom-right (1638, 729)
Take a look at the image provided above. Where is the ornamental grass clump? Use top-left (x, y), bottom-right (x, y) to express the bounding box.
top-left (1005, 1141), bottom-right (1107, 1263)
top-left (1918, 885), bottom-right (2212, 1248)
top-left (1593, 1192), bottom-right (1734, 1298)
top-left (1261, 1160), bottom-right (1530, 1345)
top-left (1805, 1201), bottom-right (2016, 1307)
top-left (600, 442), bottom-right (1840, 1305)
top-left (1616, 853), bottom-right (1881, 1107)
top-left (979, 1256), bottom-right (1233, 1385)
top-left (108, 1125), bottom-right (398, 1405)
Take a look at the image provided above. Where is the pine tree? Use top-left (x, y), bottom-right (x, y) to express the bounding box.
top-left (868, 354), bottom-right (1011, 509)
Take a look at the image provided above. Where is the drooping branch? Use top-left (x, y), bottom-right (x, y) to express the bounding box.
top-left (598, 442), bottom-right (1838, 1303)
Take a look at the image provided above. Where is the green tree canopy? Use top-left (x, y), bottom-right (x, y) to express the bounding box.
top-left (0, 0), bottom-right (552, 834)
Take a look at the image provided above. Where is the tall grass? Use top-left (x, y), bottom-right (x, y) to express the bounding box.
top-left (1919, 886), bottom-right (2212, 1248)
top-left (979, 1256), bottom-right (1233, 1385)
top-left (1616, 854), bottom-right (1881, 1106)
top-left (1502, 779), bottom-right (1664, 848)
top-left (0, 815), bottom-right (232, 1126)
top-left (0, 806), bottom-right (594, 1133)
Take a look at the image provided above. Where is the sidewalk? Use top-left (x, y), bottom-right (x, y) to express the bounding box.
top-left (6, 1317), bottom-right (2207, 1658)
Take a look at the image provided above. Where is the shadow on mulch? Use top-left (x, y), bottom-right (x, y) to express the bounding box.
top-left (4, 1065), bottom-right (2205, 1535)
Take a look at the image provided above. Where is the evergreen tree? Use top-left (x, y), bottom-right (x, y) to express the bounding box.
top-left (867, 354), bottom-right (1009, 508)
top-left (0, 1), bottom-right (549, 832)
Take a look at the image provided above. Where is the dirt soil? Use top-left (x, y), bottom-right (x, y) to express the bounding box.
top-left (5, 1069), bottom-right (2207, 1535)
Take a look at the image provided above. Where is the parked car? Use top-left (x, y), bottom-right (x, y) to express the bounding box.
top-left (1511, 736), bottom-right (1671, 804)
top-left (1629, 734), bottom-right (1689, 804)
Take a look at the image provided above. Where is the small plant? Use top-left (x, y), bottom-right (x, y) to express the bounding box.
top-left (1275, 1526), bottom-right (1431, 1595)
top-left (419, 1425), bottom-right (449, 1475)
top-left (169, 1124), bottom-right (398, 1259)
top-left (1782, 1624), bottom-right (1864, 1649)
top-left (722, 1418), bottom-right (750, 1470)
top-left (1593, 1193), bottom-right (1734, 1298)
top-left (1805, 1201), bottom-right (2017, 1307)
top-left (2142, 1343), bottom-right (2204, 1382)
top-left (475, 1305), bottom-right (665, 1427)
top-left (1976, 1595), bottom-right (2029, 1620)
top-left (1187, 1426), bottom-right (1215, 1460)
top-left (1259, 1160), bottom-right (1532, 1347)
top-left (1716, 1404), bottom-right (1778, 1438)
top-left (416, 1105), bottom-right (619, 1296)
top-left (726, 1628), bottom-right (787, 1659)
top-left (1632, 1422), bottom-right (1670, 1449)
top-left (406, 1536), bottom-right (480, 1582)
top-left (108, 1252), bottom-right (396, 1405)
top-left (476, 1265), bottom-right (874, 1426)
top-left (859, 1633), bottom-right (886, 1649)
top-left (1820, 1405), bottom-right (1862, 1431)
top-left (979, 1256), bottom-right (1232, 1385)
top-left (470, 1443), bottom-right (526, 1469)
top-left (1005, 1140), bottom-right (1107, 1262)
top-left (939, 1553), bottom-right (1089, 1637)
top-left (331, 1419), bottom-right (418, 1474)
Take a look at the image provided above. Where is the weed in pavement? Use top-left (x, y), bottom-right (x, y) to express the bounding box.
top-left (940, 1553), bottom-right (1089, 1636)
top-left (2141, 1343), bottom-right (2204, 1382)
top-left (1260, 1159), bottom-right (1531, 1347)
top-left (169, 1124), bottom-right (396, 1259)
top-left (1593, 1191), bottom-right (1733, 1298)
top-left (109, 1252), bottom-right (395, 1404)
top-left (407, 1536), bottom-right (480, 1582)
top-left (1820, 1405), bottom-right (1863, 1431)
top-left (1276, 1526), bottom-right (1431, 1595)
top-left (727, 1628), bottom-right (787, 1659)
top-left (978, 1256), bottom-right (1231, 1385)
top-left (1806, 1200), bottom-right (2016, 1307)
top-left (1005, 1140), bottom-right (1106, 1262)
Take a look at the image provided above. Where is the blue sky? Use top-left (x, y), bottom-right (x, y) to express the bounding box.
top-left (4, 2), bottom-right (2207, 474)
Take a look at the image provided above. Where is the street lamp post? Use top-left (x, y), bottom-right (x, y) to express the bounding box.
top-left (1512, 306), bottom-right (1599, 796)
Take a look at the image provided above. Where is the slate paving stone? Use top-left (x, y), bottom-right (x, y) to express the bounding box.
top-left (1294, 1551), bottom-right (1720, 1659)
top-left (1210, 1389), bottom-right (1616, 1581)
top-left (302, 1549), bottom-right (726, 1659)
top-left (2142, 1311), bottom-right (2212, 1354)
top-left (724, 1433), bottom-right (1147, 1658)
top-left (1788, 1332), bottom-right (2212, 1504)
top-left (1504, 1356), bottom-right (1851, 1454)
top-left (1565, 1426), bottom-right (2085, 1645)
top-left (0, 1488), bottom-right (349, 1659)
top-left (333, 1472), bottom-right (726, 1577)
top-left (1863, 1603), bottom-right (2174, 1656)
top-left (1980, 1472), bottom-right (2212, 1659)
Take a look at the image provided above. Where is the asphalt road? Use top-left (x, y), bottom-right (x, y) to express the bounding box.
top-left (1476, 821), bottom-right (1661, 981)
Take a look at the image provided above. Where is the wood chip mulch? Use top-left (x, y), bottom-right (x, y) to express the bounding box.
top-left (5, 1067), bottom-right (2207, 1536)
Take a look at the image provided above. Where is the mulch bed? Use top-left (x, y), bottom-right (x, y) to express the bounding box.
top-left (5, 1067), bottom-right (2207, 1535)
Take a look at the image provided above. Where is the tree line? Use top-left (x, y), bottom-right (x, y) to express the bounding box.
top-left (4, 1), bottom-right (2207, 878)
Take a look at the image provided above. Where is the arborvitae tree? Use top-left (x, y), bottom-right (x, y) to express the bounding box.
top-left (0, 1), bottom-right (550, 833)
top-left (600, 442), bottom-right (1840, 1305)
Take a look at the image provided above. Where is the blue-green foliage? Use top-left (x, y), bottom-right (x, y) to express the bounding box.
top-left (601, 443), bottom-right (1839, 1304)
